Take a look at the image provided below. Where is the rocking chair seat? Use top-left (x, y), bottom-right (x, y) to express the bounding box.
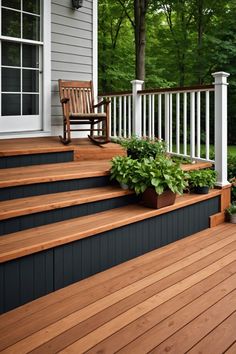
top-left (70, 112), bottom-right (106, 118)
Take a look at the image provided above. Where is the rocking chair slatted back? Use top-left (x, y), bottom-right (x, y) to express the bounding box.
top-left (60, 81), bottom-right (94, 115)
top-left (58, 80), bottom-right (110, 145)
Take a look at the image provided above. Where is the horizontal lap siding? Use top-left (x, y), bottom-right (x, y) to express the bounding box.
top-left (51, 0), bottom-right (93, 129)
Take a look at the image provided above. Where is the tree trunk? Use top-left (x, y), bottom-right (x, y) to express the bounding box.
top-left (134, 0), bottom-right (148, 81)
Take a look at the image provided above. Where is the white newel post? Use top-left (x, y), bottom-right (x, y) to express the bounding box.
top-left (212, 71), bottom-right (230, 187)
top-left (131, 80), bottom-right (144, 137)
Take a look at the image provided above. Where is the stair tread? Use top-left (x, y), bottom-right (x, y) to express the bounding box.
top-left (0, 186), bottom-right (133, 220)
top-left (0, 160), bottom-right (111, 188)
top-left (0, 189), bottom-right (221, 263)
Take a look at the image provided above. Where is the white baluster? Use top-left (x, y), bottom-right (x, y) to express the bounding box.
top-left (113, 96), bottom-right (117, 137)
top-left (197, 91), bottom-right (201, 158)
top-left (176, 93), bottom-right (180, 154)
top-left (169, 93), bottom-right (173, 152)
top-left (143, 95), bottom-right (146, 137)
top-left (183, 92), bottom-right (187, 155)
top-left (119, 96), bottom-right (122, 137)
top-left (190, 92), bottom-right (195, 159)
top-left (158, 94), bottom-right (162, 140)
top-left (148, 94), bottom-right (152, 139)
top-left (123, 96), bottom-right (127, 138)
top-left (128, 95), bottom-right (131, 138)
top-left (152, 94), bottom-right (155, 139)
top-left (165, 93), bottom-right (170, 151)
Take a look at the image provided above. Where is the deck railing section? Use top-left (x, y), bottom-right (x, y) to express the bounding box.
top-left (138, 85), bottom-right (215, 162)
top-left (98, 91), bottom-right (133, 138)
top-left (99, 72), bottom-right (230, 186)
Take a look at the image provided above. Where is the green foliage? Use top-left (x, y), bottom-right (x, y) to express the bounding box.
top-left (187, 169), bottom-right (217, 189)
top-left (130, 156), bottom-right (187, 196)
top-left (110, 156), bottom-right (137, 187)
top-left (170, 155), bottom-right (192, 165)
top-left (226, 203), bottom-right (236, 215)
top-left (116, 136), bottom-right (167, 160)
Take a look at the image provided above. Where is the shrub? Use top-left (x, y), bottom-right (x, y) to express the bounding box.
top-left (116, 136), bottom-right (167, 160)
top-left (187, 169), bottom-right (217, 189)
top-left (130, 156), bottom-right (187, 195)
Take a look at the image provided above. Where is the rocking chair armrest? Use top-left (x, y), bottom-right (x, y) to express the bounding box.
top-left (61, 97), bottom-right (70, 104)
top-left (93, 98), bottom-right (111, 108)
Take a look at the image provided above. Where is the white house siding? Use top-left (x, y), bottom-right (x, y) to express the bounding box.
top-left (51, 0), bottom-right (94, 135)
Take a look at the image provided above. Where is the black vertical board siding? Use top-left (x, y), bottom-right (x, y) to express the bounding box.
top-left (0, 176), bottom-right (110, 201)
top-left (0, 195), bottom-right (138, 236)
top-left (0, 151), bottom-right (74, 169)
top-left (0, 250), bottom-right (53, 313)
top-left (0, 196), bottom-right (220, 313)
top-left (54, 196), bottom-right (220, 289)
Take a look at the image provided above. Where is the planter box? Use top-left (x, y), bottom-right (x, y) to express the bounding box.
top-left (142, 188), bottom-right (176, 209)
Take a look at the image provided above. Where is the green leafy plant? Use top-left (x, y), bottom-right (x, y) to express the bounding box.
top-left (226, 203), bottom-right (236, 215)
top-left (170, 155), bottom-right (192, 165)
top-left (116, 136), bottom-right (167, 160)
top-left (130, 156), bottom-right (187, 195)
top-left (187, 169), bottom-right (217, 189)
top-left (110, 156), bottom-right (137, 187)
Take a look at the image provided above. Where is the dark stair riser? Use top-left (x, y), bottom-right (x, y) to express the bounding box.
top-left (0, 151), bottom-right (74, 169)
top-left (0, 194), bottom-right (138, 236)
top-left (0, 176), bottom-right (111, 201)
top-left (0, 196), bottom-right (220, 314)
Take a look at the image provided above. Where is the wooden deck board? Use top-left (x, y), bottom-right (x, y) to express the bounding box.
top-left (0, 223), bottom-right (236, 353)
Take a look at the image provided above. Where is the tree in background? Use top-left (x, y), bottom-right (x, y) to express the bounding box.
top-left (98, 0), bottom-right (236, 143)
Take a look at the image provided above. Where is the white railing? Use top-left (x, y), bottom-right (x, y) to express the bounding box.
top-left (99, 72), bottom-right (230, 186)
top-left (98, 91), bottom-right (133, 138)
top-left (138, 85), bottom-right (214, 162)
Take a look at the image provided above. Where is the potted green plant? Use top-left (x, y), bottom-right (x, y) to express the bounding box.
top-left (188, 169), bottom-right (217, 194)
top-left (110, 156), bottom-right (137, 189)
top-left (226, 203), bottom-right (236, 224)
top-left (116, 136), bottom-right (166, 160)
top-left (131, 156), bottom-right (187, 208)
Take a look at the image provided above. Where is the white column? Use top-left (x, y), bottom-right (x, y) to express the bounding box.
top-left (131, 80), bottom-right (144, 137)
top-left (212, 71), bottom-right (230, 187)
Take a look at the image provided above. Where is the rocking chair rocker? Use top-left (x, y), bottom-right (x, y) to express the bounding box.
top-left (58, 80), bottom-right (110, 145)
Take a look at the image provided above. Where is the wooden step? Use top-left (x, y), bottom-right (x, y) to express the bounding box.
top-left (0, 137), bottom-right (125, 161)
top-left (0, 186), bottom-right (137, 235)
top-left (0, 161), bottom-right (111, 188)
top-left (0, 189), bottom-right (221, 264)
top-left (0, 186), bottom-right (134, 221)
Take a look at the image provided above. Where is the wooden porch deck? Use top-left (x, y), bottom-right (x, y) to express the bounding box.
top-left (0, 223), bottom-right (236, 353)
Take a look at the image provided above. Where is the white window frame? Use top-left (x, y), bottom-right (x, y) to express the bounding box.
top-left (0, 0), bottom-right (51, 137)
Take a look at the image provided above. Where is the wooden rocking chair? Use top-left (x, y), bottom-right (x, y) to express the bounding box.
top-left (58, 80), bottom-right (110, 145)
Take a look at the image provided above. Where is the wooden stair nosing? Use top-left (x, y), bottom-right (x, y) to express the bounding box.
top-left (0, 186), bottom-right (134, 221)
top-left (0, 189), bottom-right (221, 263)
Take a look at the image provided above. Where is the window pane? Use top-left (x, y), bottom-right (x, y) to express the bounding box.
top-left (2, 0), bottom-right (20, 10)
top-left (2, 9), bottom-right (21, 38)
top-left (2, 94), bottom-right (21, 116)
top-left (23, 70), bottom-right (39, 92)
top-left (23, 45), bottom-right (39, 68)
top-left (23, 0), bottom-right (40, 15)
top-left (23, 94), bottom-right (39, 115)
top-left (2, 42), bottom-right (20, 67)
top-left (2, 68), bottom-right (20, 92)
top-left (23, 14), bottom-right (40, 41)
